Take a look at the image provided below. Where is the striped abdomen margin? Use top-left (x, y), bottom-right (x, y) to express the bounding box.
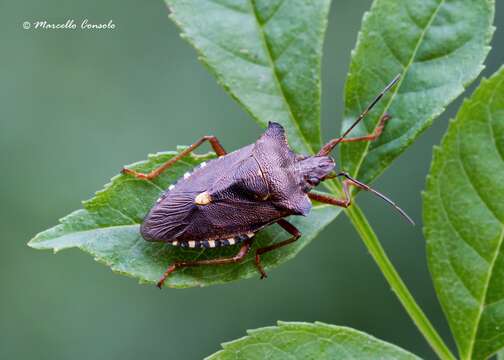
top-left (170, 232), bottom-right (255, 249)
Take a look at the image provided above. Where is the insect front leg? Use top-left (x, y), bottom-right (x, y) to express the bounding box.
top-left (308, 179), bottom-right (357, 208)
top-left (335, 113), bottom-right (390, 143)
top-left (254, 219), bottom-right (301, 279)
top-left (316, 74), bottom-right (401, 157)
top-left (122, 135), bottom-right (227, 180)
top-left (317, 114), bottom-right (391, 156)
top-left (156, 239), bottom-right (251, 288)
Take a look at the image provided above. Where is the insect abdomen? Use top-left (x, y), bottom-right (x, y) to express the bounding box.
top-left (171, 233), bottom-right (254, 248)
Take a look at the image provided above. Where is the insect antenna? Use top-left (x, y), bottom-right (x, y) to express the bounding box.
top-left (317, 74), bottom-right (401, 156)
top-left (338, 172), bottom-right (415, 226)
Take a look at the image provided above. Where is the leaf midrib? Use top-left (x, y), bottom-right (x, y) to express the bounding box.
top-left (29, 224), bottom-right (140, 249)
top-left (247, 0), bottom-right (316, 154)
top-left (350, 0), bottom-right (446, 178)
top-left (467, 225), bottom-right (504, 359)
top-left (465, 77), bottom-right (504, 360)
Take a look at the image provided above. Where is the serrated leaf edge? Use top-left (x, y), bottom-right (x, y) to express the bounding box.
top-left (423, 65), bottom-right (504, 360)
top-left (344, 0), bottom-right (496, 183)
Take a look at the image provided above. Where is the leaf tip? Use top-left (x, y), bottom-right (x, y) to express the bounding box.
top-left (27, 232), bottom-right (47, 250)
top-left (26, 238), bottom-right (37, 249)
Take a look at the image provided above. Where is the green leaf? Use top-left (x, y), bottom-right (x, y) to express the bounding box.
top-left (28, 149), bottom-right (340, 288)
top-left (423, 66), bottom-right (504, 360)
top-left (28, 1), bottom-right (339, 288)
top-left (166, 0), bottom-right (331, 154)
top-left (207, 321), bottom-right (421, 359)
top-left (341, 0), bottom-right (495, 184)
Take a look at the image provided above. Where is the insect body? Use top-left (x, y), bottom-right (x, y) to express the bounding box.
top-left (122, 75), bottom-right (413, 288)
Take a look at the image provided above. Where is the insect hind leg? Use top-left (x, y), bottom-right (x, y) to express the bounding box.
top-left (156, 239), bottom-right (251, 288)
top-left (254, 219), bottom-right (301, 279)
top-left (122, 135), bottom-right (227, 180)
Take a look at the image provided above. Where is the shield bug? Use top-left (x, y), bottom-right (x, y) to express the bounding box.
top-left (122, 74), bottom-right (414, 288)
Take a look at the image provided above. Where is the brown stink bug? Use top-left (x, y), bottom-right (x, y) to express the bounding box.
top-left (122, 75), bottom-right (413, 288)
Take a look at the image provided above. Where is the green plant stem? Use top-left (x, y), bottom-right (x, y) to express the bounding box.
top-left (344, 203), bottom-right (456, 360)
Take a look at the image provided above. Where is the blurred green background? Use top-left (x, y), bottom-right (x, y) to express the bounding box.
top-left (1, 1), bottom-right (502, 359)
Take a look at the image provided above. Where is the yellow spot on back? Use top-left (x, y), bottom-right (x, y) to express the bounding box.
top-left (195, 191), bottom-right (212, 205)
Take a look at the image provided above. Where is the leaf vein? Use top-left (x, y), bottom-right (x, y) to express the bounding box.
top-left (106, 204), bottom-right (137, 224)
top-left (415, 35), bottom-right (473, 64)
top-left (484, 295), bottom-right (504, 309)
top-left (272, 33), bottom-right (298, 62)
top-left (457, 125), bottom-right (502, 224)
top-left (260, 0), bottom-right (286, 26)
top-left (378, 30), bottom-right (406, 68)
top-left (438, 170), bottom-right (490, 265)
top-left (469, 225), bottom-right (504, 358)
top-left (199, 33), bottom-right (268, 67)
top-left (351, 0), bottom-right (446, 178)
top-left (487, 76), bottom-right (504, 164)
top-left (208, 0), bottom-right (248, 14)
top-left (247, 0), bottom-right (314, 154)
top-left (403, 2), bottom-right (424, 30)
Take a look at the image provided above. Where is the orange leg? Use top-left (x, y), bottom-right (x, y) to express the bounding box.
top-left (122, 135), bottom-right (227, 180)
top-left (336, 113), bottom-right (390, 143)
top-left (254, 219), bottom-right (301, 279)
top-left (308, 179), bottom-right (363, 208)
top-left (156, 239), bottom-right (251, 288)
top-left (317, 74), bottom-right (400, 157)
top-left (317, 114), bottom-right (390, 156)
